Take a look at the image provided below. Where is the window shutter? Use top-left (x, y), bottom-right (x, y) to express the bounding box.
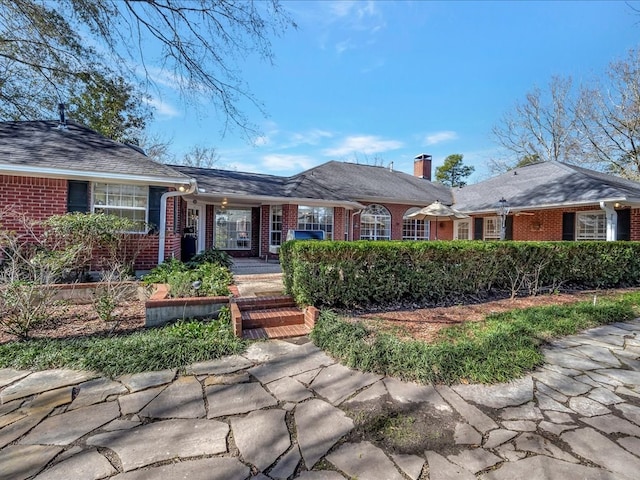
top-left (562, 212), bottom-right (575, 241)
top-left (67, 181), bottom-right (89, 213)
top-left (474, 217), bottom-right (484, 240)
top-left (616, 209), bottom-right (631, 241)
top-left (148, 186), bottom-right (168, 234)
top-left (505, 216), bottom-right (514, 240)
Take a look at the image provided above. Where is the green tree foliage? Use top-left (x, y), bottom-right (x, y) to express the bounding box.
top-left (435, 154), bottom-right (475, 187)
top-left (68, 73), bottom-right (152, 144)
top-left (0, 0), bottom-right (295, 137)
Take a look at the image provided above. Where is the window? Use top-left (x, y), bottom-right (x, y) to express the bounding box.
top-left (297, 206), bottom-right (333, 240)
top-left (215, 208), bottom-right (252, 250)
top-left (402, 207), bottom-right (429, 240)
top-left (576, 211), bottom-right (606, 240)
top-left (454, 219), bottom-right (471, 240)
top-left (93, 183), bottom-right (148, 233)
top-left (270, 205), bottom-right (283, 246)
top-left (360, 204), bottom-right (391, 240)
top-left (483, 217), bottom-right (501, 240)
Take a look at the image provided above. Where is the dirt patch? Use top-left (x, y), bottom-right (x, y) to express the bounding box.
top-left (342, 395), bottom-right (463, 455)
top-left (347, 288), bottom-right (640, 343)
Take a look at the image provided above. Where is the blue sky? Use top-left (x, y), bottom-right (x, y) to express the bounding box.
top-left (146, 1), bottom-right (640, 183)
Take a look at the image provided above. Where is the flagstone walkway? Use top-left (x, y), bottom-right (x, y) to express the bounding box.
top-left (2, 319), bottom-right (640, 479)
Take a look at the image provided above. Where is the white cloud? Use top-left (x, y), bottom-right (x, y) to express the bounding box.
top-left (262, 154), bottom-right (316, 171)
top-left (288, 129), bottom-right (334, 147)
top-left (252, 136), bottom-right (270, 147)
top-left (424, 131), bottom-right (458, 146)
top-left (143, 97), bottom-right (180, 118)
top-left (323, 135), bottom-right (403, 157)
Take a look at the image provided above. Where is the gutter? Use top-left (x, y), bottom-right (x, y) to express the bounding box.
top-left (158, 179), bottom-right (197, 264)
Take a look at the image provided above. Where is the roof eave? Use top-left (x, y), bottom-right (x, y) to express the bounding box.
top-left (455, 196), bottom-right (640, 214)
top-left (0, 164), bottom-right (191, 186)
top-left (194, 191), bottom-right (363, 210)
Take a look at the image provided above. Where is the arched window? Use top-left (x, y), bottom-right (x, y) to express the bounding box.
top-left (360, 204), bottom-right (391, 240)
top-left (403, 207), bottom-right (429, 240)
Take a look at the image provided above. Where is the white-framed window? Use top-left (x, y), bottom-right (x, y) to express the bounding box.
top-left (483, 217), bottom-right (501, 240)
top-left (402, 207), bottom-right (429, 240)
top-left (360, 204), bottom-right (391, 240)
top-left (215, 207), bottom-right (252, 250)
top-left (297, 206), bottom-right (333, 240)
top-left (454, 219), bottom-right (472, 240)
top-left (270, 205), bottom-right (283, 246)
top-left (92, 183), bottom-right (148, 233)
top-left (576, 211), bottom-right (606, 240)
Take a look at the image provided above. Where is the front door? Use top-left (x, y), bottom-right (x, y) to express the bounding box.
top-left (186, 205), bottom-right (205, 256)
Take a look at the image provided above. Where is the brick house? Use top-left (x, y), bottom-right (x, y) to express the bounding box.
top-left (2, 121), bottom-right (640, 272)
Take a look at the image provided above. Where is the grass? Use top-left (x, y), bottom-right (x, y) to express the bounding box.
top-left (0, 319), bottom-right (246, 377)
top-left (310, 291), bottom-right (640, 384)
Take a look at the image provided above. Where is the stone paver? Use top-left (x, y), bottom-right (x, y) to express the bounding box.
top-left (384, 377), bottom-right (451, 411)
top-left (0, 444), bottom-right (62, 480)
top-left (185, 355), bottom-right (253, 375)
top-left (295, 399), bottom-right (354, 469)
top-left (453, 376), bottom-right (533, 409)
top-left (20, 401), bottom-right (120, 445)
top-left (117, 369), bottom-right (176, 392)
top-left (482, 454), bottom-right (629, 480)
top-left (2, 321), bottom-right (640, 480)
top-left (310, 363), bottom-right (381, 405)
top-left (206, 382), bottom-right (277, 417)
top-left (327, 441), bottom-right (404, 480)
top-left (87, 419), bottom-right (228, 471)
top-left (139, 375), bottom-right (205, 418)
top-left (34, 449), bottom-right (116, 480)
top-left (109, 457), bottom-right (249, 480)
top-left (391, 453), bottom-right (425, 480)
top-left (0, 369), bottom-right (95, 403)
top-left (231, 409), bottom-right (290, 471)
top-left (561, 427), bottom-right (640, 478)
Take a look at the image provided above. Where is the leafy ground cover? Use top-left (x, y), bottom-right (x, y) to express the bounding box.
top-left (311, 289), bottom-right (640, 384)
top-left (0, 309), bottom-right (246, 377)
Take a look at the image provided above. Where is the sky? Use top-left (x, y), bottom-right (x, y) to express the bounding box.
top-left (145, 0), bottom-right (640, 183)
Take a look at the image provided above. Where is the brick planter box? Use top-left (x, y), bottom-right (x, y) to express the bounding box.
top-left (144, 284), bottom-right (232, 327)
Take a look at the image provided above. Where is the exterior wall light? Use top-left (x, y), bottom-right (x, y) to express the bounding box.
top-left (496, 197), bottom-right (510, 240)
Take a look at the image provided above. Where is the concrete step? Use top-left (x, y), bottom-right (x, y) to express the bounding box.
top-left (241, 307), bottom-right (304, 330)
top-left (243, 324), bottom-right (311, 340)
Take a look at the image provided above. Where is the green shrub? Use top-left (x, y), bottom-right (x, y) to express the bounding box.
top-left (188, 248), bottom-right (233, 269)
top-left (281, 240), bottom-right (640, 309)
top-left (145, 258), bottom-right (232, 297)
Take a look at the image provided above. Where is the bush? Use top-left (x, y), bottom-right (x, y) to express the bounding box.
top-left (188, 248), bottom-right (233, 269)
top-left (281, 240), bottom-right (640, 309)
top-left (144, 258), bottom-right (233, 297)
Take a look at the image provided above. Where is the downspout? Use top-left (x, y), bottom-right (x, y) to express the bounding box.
top-left (599, 201), bottom-right (617, 241)
top-left (158, 179), bottom-right (197, 264)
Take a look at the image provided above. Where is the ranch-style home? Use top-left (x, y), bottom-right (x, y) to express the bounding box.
top-left (2, 120), bottom-right (640, 272)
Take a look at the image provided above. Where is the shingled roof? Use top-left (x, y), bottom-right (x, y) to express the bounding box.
top-left (288, 161), bottom-right (452, 205)
top-left (453, 161), bottom-right (640, 213)
top-left (0, 121), bottom-right (189, 183)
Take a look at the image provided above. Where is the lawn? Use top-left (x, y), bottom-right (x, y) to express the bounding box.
top-left (311, 290), bottom-right (640, 384)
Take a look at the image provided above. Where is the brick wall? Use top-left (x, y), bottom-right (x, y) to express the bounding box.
top-left (260, 205), bottom-right (270, 258)
top-left (0, 175), bottom-right (68, 235)
top-left (632, 208), bottom-right (640, 241)
top-left (334, 207), bottom-right (346, 240)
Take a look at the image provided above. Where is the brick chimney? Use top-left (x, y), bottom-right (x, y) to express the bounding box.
top-left (414, 153), bottom-right (432, 180)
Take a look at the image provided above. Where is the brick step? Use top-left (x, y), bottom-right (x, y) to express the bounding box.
top-left (235, 295), bottom-right (297, 311)
top-left (241, 307), bottom-right (304, 330)
top-left (243, 324), bottom-right (311, 340)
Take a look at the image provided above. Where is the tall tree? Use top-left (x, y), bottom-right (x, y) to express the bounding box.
top-left (491, 76), bottom-right (583, 170)
top-left (435, 154), bottom-right (475, 187)
top-left (0, 0), bottom-right (295, 137)
top-left (180, 146), bottom-right (222, 169)
top-left (575, 48), bottom-right (640, 180)
top-left (68, 73), bottom-right (152, 144)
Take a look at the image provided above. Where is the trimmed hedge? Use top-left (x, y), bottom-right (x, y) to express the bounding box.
top-left (280, 240), bottom-right (640, 309)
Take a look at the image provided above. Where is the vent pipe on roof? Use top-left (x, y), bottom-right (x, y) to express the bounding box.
top-left (57, 103), bottom-right (67, 130)
top-left (389, 161), bottom-right (394, 172)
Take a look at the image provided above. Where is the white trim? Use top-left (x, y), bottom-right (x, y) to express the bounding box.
top-left (158, 180), bottom-right (197, 264)
top-left (600, 202), bottom-right (618, 241)
top-left (453, 219), bottom-right (472, 240)
top-left (576, 210), bottom-right (607, 241)
top-left (186, 204), bottom-right (206, 253)
top-left (456, 197), bottom-right (640, 215)
top-left (0, 164), bottom-right (190, 186)
top-left (483, 217), bottom-right (501, 240)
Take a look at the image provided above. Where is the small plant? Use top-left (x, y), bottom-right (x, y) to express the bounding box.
top-left (0, 281), bottom-right (58, 339)
top-left (92, 264), bottom-right (135, 333)
top-left (142, 257), bottom-right (188, 285)
top-left (145, 257), bottom-right (232, 298)
top-left (188, 248), bottom-right (233, 269)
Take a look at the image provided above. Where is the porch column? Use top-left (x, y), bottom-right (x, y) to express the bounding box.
top-left (600, 202), bottom-right (617, 241)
